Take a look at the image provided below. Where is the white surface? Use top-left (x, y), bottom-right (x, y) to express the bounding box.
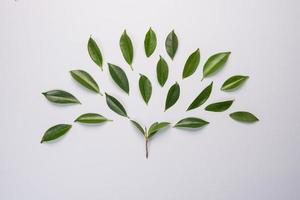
top-left (1, 0), bottom-right (300, 199)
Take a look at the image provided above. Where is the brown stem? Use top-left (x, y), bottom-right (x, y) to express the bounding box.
top-left (145, 139), bottom-right (149, 159)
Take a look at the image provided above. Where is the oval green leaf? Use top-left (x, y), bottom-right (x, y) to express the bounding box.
top-left (70, 70), bottom-right (101, 95)
top-left (165, 82), bottom-right (180, 111)
top-left (108, 63), bottom-right (130, 94)
top-left (165, 30), bottom-right (178, 59)
top-left (147, 122), bottom-right (170, 138)
top-left (139, 74), bottom-right (152, 104)
top-left (41, 124), bottom-right (72, 143)
top-left (229, 111), bottom-right (259, 122)
top-left (202, 52), bottom-right (230, 80)
top-left (144, 27), bottom-right (157, 57)
top-left (75, 113), bottom-right (112, 124)
top-left (187, 82), bottom-right (213, 111)
top-left (221, 75), bottom-right (249, 91)
top-left (88, 36), bottom-right (103, 70)
top-left (174, 117), bottom-right (209, 128)
top-left (105, 93), bottom-right (128, 118)
top-left (130, 120), bottom-right (145, 136)
top-left (119, 30), bottom-right (133, 70)
top-left (205, 100), bottom-right (234, 112)
top-left (42, 90), bottom-right (81, 104)
top-left (156, 56), bottom-right (169, 87)
top-left (182, 48), bottom-right (200, 79)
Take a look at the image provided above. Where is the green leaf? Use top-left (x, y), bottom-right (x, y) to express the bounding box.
top-left (74, 113), bottom-right (112, 124)
top-left (202, 52), bottom-right (230, 80)
top-left (119, 30), bottom-right (133, 70)
top-left (130, 120), bottom-right (145, 136)
top-left (144, 27), bottom-right (157, 57)
top-left (165, 82), bottom-right (180, 111)
top-left (108, 63), bottom-right (130, 94)
top-left (182, 48), bottom-right (200, 79)
top-left (42, 90), bottom-right (80, 104)
top-left (205, 100), bottom-right (234, 112)
top-left (147, 122), bottom-right (170, 138)
top-left (165, 30), bottom-right (178, 59)
top-left (88, 36), bottom-right (103, 70)
top-left (105, 93), bottom-right (128, 117)
top-left (70, 70), bottom-right (101, 95)
top-left (41, 124), bottom-right (72, 143)
top-left (139, 74), bottom-right (152, 104)
top-left (156, 56), bottom-right (169, 87)
top-left (174, 117), bottom-right (209, 128)
top-left (187, 82), bottom-right (213, 111)
top-left (221, 75), bottom-right (249, 91)
top-left (229, 111), bottom-right (259, 122)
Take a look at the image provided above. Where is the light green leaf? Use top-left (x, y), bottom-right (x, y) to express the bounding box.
top-left (42, 90), bottom-right (80, 104)
top-left (221, 75), bottom-right (249, 91)
top-left (119, 30), bottom-right (133, 70)
top-left (105, 93), bottom-right (128, 118)
top-left (74, 113), bottom-right (112, 124)
top-left (205, 100), bottom-right (234, 112)
top-left (147, 122), bottom-right (170, 138)
top-left (187, 82), bottom-right (213, 111)
top-left (156, 56), bottom-right (169, 87)
top-left (182, 48), bottom-right (200, 79)
top-left (174, 117), bottom-right (209, 128)
top-left (230, 111), bottom-right (259, 122)
top-left (202, 52), bottom-right (230, 80)
top-left (165, 82), bottom-right (180, 111)
top-left (139, 74), bottom-right (152, 104)
top-left (130, 120), bottom-right (146, 136)
top-left (165, 30), bottom-right (178, 59)
top-left (41, 124), bottom-right (72, 143)
top-left (144, 27), bottom-right (157, 57)
top-left (70, 70), bottom-right (101, 95)
top-left (108, 63), bottom-right (129, 94)
top-left (88, 36), bottom-right (103, 70)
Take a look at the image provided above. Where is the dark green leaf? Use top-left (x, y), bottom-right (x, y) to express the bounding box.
top-left (130, 120), bottom-right (145, 136)
top-left (42, 90), bottom-right (80, 104)
top-left (74, 113), bottom-right (112, 124)
top-left (41, 124), bottom-right (71, 143)
top-left (182, 48), bottom-right (200, 79)
top-left (165, 82), bottom-right (180, 111)
top-left (105, 93), bottom-right (128, 117)
top-left (144, 27), bottom-right (157, 57)
top-left (139, 74), bottom-right (152, 104)
top-left (88, 36), bottom-right (103, 70)
top-left (205, 100), bottom-right (234, 112)
top-left (202, 52), bottom-right (230, 80)
top-left (174, 117), bottom-right (209, 128)
top-left (221, 75), bottom-right (249, 91)
top-left (156, 56), bottom-right (169, 87)
top-left (187, 82), bottom-right (213, 111)
top-left (165, 30), bottom-right (178, 59)
top-left (147, 122), bottom-right (170, 138)
top-left (230, 111), bottom-right (259, 122)
top-left (108, 63), bottom-right (130, 94)
top-left (70, 70), bottom-right (101, 94)
top-left (119, 30), bottom-right (133, 70)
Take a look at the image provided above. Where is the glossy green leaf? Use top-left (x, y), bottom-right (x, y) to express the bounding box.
top-left (202, 52), bottom-right (230, 80)
top-left (182, 48), bottom-right (200, 79)
top-left (147, 122), bottom-right (170, 138)
top-left (139, 74), bottom-right (152, 104)
top-left (105, 93), bottom-right (128, 117)
top-left (119, 30), bottom-right (133, 70)
top-left (42, 90), bottom-right (80, 104)
top-left (130, 120), bottom-right (145, 136)
top-left (88, 36), bottom-right (103, 70)
top-left (108, 63), bottom-right (129, 94)
top-left (187, 82), bottom-right (213, 111)
top-left (156, 56), bottom-right (169, 87)
top-left (174, 117), bottom-right (209, 128)
top-left (165, 82), bottom-right (180, 111)
top-left (205, 100), bottom-right (234, 112)
top-left (165, 30), bottom-right (178, 59)
top-left (144, 27), bottom-right (157, 57)
top-left (41, 124), bottom-right (71, 143)
top-left (230, 111), bottom-right (259, 122)
top-left (74, 113), bottom-right (112, 124)
top-left (221, 75), bottom-right (249, 91)
top-left (70, 70), bottom-right (101, 95)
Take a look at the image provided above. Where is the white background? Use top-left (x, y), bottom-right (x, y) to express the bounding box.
top-left (1, 0), bottom-right (300, 199)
